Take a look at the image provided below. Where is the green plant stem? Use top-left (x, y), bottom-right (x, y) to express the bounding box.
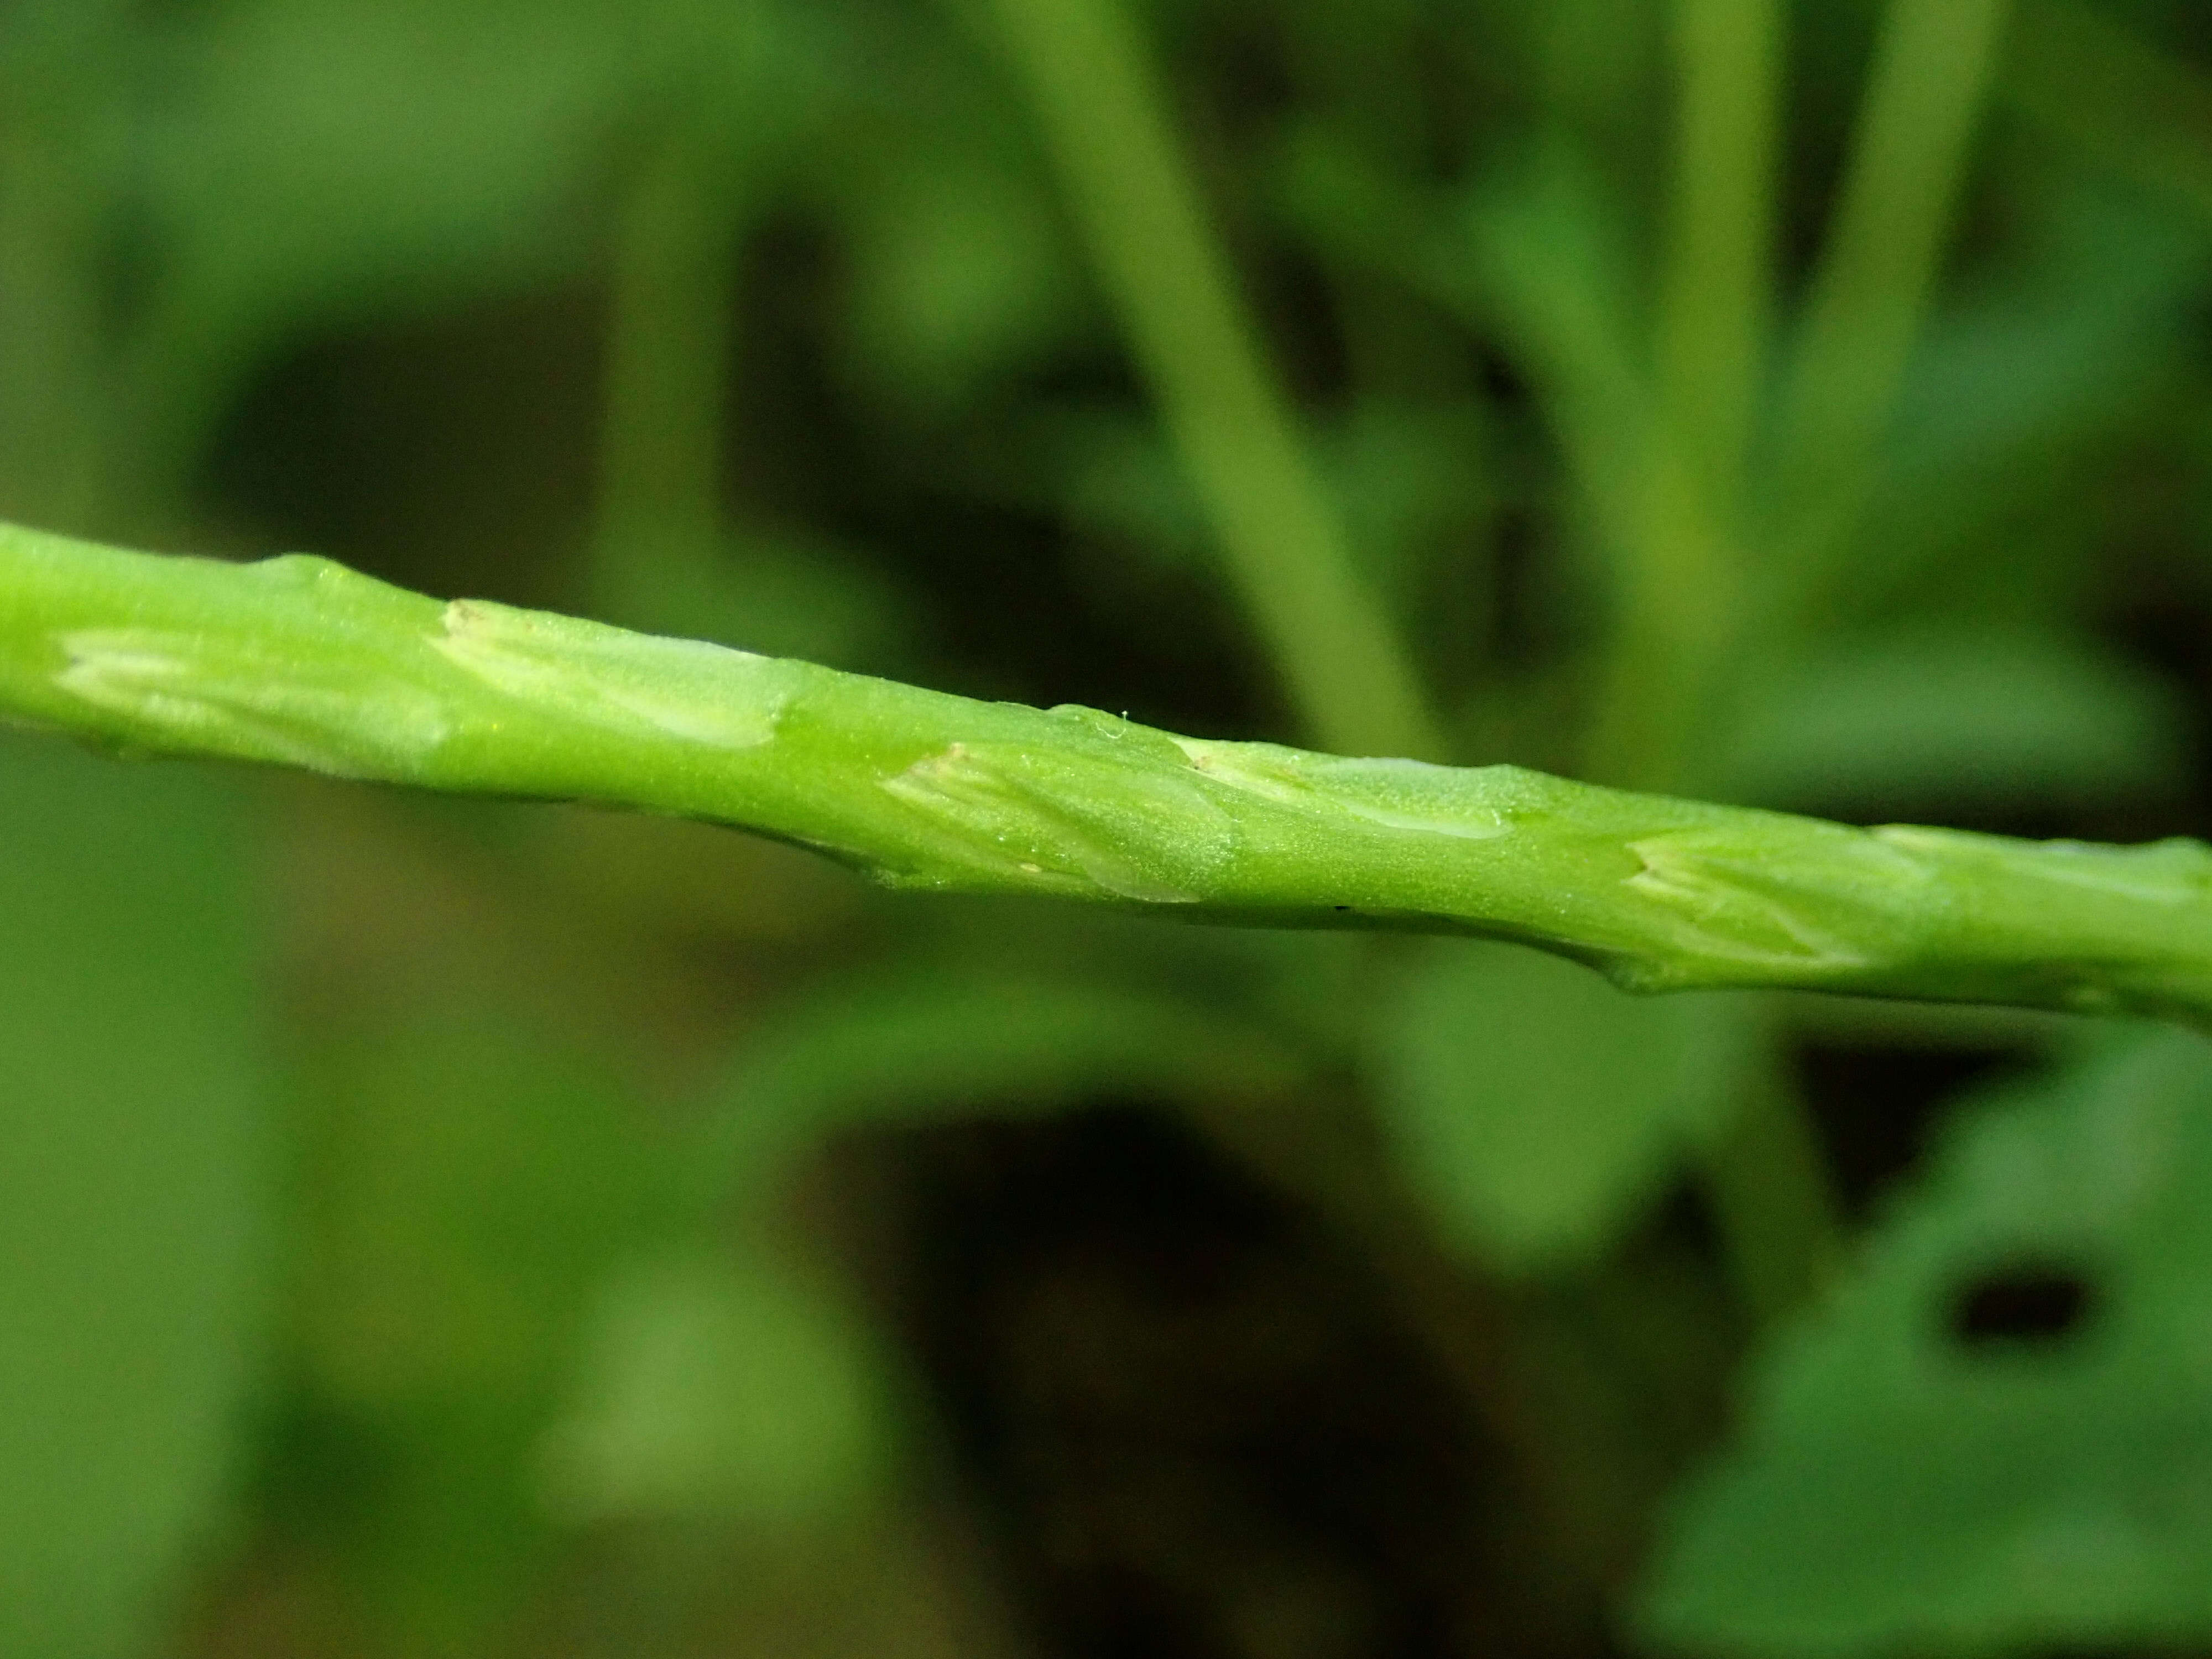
top-left (5, 521), bottom-right (2210, 1026)
top-left (985, 0), bottom-right (1444, 763)
top-left (1770, 0), bottom-right (2013, 603)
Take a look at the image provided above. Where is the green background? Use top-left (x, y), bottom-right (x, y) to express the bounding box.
top-left (4, 1), bottom-right (2212, 1655)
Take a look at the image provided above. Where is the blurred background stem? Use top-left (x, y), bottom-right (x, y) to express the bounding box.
top-left (987, 0), bottom-right (1445, 762)
top-left (0, 118), bottom-right (108, 535)
top-left (1770, 0), bottom-right (2014, 617)
top-left (1657, 0), bottom-right (1778, 514)
top-left (1700, 1027), bottom-right (1845, 1324)
top-left (592, 126), bottom-right (743, 633)
top-left (1582, 0), bottom-right (1782, 796)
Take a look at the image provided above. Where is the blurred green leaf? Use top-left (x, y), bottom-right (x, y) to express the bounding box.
top-left (1369, 941), bottom-right (1749, 1274)
top-left (1275, 126), bottom-right (1642, 573)
top-left (149, 0), bottom-right (837, 326)
top-left (2006, 0), bottom-right (2212, 221)
top-left (1439, 144), bottom-right (1651, 586)
top-left (1887, 189), bottom-right (2203, 477)
top-left (1514, 0), bottom-right (1662, 131)
top-left (134, 0), bottom-right (843, 469)
top-left (1639, 1029), bottom-right (2212, 1657)
top-left (1721, 629), bottom-right (2193, 813)
top-left (702, 970), bottom-right (1309, 1204)
top-left (838, 132), bottom-right (1084, 414)
top-left (0, 733), bottom-right (267, 1659)
top-left (1039, 400), bottom-right (1493, 601)
top-left (286, 1011), bottom-right (657, 1646)
top-left (595, 525), bottom-right (914, 671)
top-left (1050, 408), bottom-right (1206, 560)
top-left (143, 0), bottom-right (611, 373)
top-left (1269, 119), bottom-right (1438, 276)
top-left (296, 1018), bottom-right (655, 1405)
top-left (1833, 181), bottom-right (2211, 620)
top-left (540, 1245), bottom-right (897, 1524)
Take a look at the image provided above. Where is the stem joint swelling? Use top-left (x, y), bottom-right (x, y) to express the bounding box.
top-left (3, 521), bottom-right (2209, 1030)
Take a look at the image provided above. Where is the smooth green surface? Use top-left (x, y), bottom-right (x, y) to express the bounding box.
top-left (1639, 1029), bottom-right (2212, 1655)
top-left (1, 521), bottom-right (2208, 1026)
top-left (0, 731), bottom-right (265, 1659)
top-left (542, 1246), bottom-right (896, 1525)
top-left (285, 1011), bottom-right (655, 1648)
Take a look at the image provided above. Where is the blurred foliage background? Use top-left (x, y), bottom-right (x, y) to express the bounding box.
top-left (8, 0), bottom-right (2212, 1655)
